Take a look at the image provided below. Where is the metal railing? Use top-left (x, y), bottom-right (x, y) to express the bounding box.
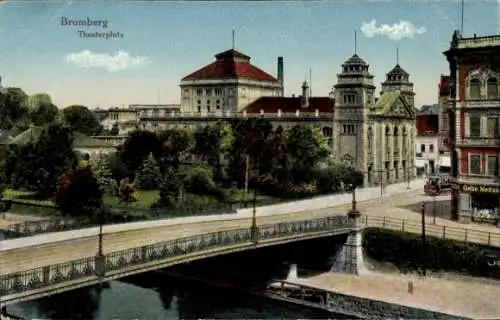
top-left (0, 215), bottom-right (351, 300)
top-left (363, 216), bottom-right (500, 247)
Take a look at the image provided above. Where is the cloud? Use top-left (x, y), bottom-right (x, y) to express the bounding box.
top-left (360, 19), bottom-right (427, 40)
top-left (64, 50), bottom-right (148, 72)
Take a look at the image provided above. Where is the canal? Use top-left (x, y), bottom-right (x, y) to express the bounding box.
top-left (7, 272), bottom-right (343, 319)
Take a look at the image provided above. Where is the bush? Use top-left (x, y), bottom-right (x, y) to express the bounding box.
top-left (90, 155), bottom-right (118, 196)
top-left (363, 228), bottom-right (500, 279)
top-left (118, 178), bottom-right (137, 204)
top-left (55, 167), bottom-right (103, 220)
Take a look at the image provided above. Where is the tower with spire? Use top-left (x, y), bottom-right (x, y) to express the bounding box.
top-left (332, 31), bottom-right (376, 172)
top-left (380, 48), bottom-right (415, 108)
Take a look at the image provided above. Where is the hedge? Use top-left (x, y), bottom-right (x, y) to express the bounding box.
top-left (363, 228), bottom-right (500, 279)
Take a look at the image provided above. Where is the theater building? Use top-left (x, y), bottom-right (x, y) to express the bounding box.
top-left (444, 31), bottom-right (500, 223)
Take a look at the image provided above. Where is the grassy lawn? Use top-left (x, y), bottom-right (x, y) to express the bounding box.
top-left (2, 187), bottom-right (282, 219)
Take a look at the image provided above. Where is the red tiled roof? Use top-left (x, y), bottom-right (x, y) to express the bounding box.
top-left (439, 74), bottom-right (451, 96)
top-left (416, 114), bottom-right (439, 135)
top-left (182, 49), bottom-right (278, 82)
top-left (244, 97), bottom-right (334, 114)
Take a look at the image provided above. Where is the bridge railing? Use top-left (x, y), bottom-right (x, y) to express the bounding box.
top-left (363, 215), bottom-right (500, 247)
top-left (0, 215), bottom-right (351, 300)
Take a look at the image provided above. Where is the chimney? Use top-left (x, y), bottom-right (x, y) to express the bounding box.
top-left (301, 81), bottom-right (310, 108)
top-left (277, 57), bottom-right (284, 96)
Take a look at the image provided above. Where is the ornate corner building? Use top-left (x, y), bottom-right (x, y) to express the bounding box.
top-left (332, 54), bottom-right (417, 187)
top-left (444, 31), bottom-right (500, 223)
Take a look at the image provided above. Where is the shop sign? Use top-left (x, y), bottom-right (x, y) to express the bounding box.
top-left (452, 183), bottom-right (500, 194)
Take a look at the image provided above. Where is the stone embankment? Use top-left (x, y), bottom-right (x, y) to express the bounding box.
top-left (274, 271), bottom-right (500, 320)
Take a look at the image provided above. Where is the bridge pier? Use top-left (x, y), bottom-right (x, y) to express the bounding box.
top-left (331, 215), bottom-right (368, 275)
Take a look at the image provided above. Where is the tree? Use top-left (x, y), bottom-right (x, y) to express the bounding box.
top-left (158, 129), bottom-right (194, 170)
top-left (0, 87), bottom-right (30, 130)
top-left (55, 167), bottom-right (103, 220)
top-left (26, 93), bottom-right (52, 110)
top-left (157, 167), bottom-right (182, 207)
top-left (62, 105), bottom-right (103, 136)
top-left (110, 123), bottom-right (120, 136)
top-left (340, 165), bottom-right (365, 190)
top-left (30, 102), bottom-right (59, 126)
top-left (194, 121), bottom-right (234, 183)
top-left (120, 130), bottom-right (162, 177)
top-left (10, 123), bottom-right (77, 196)
top-left (89, 155), bottom-right (117, 195)
top-left (103, 152), bottom-right (130, 183)
top-left (284, 125), bottom-right (330, 182)
top-left (227, 118), bottom-right (273, 187)
top-left (134, 153), bottom-right (161, 190)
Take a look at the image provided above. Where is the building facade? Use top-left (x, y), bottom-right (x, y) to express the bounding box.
top-left (444, 30), bottom-right (500, 222)
top-left (332, 54), bottom-right (417, 186)
top-left (179, 49), bottom-right (284, 113)
top-left (438, 75), bottom-right (451, 155)
top-left (415, 114), bottom-right (439, 176)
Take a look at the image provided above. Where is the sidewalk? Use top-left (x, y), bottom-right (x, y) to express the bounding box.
top-left (289, 272), bottom-right (500, 319)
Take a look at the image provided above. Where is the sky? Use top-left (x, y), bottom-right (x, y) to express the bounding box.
top-left (1, 0), bottom-right (500, 110)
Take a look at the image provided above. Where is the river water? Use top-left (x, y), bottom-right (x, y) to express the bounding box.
top-left (7, 272), bottom-right (342, 320)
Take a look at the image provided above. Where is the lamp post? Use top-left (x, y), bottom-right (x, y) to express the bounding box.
top-left (251, 187), bottom-right (259, 243)
top-left (421, 202), bottom-right (427, 277)
top-left (95, 208), bottom-right (104, 278)
top-left (347, 183), bottom-right (360, 218)
top-left (406, 168), bottom-right (411, 190)
top-left (433, 194), bottom-right (437, 225)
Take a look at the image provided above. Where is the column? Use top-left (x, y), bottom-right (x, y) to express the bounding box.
top-left (458, 192), bottom-right (472, 223)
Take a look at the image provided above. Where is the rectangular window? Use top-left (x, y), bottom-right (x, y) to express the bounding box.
top-left (420, 144), bottom-right (425, 153)
top-left (183, 89), bottom-right (189, 96)
top-left (488, 155), bottom-right (499, 176)
top-left (469, 154), bottom-right (482, 174)
top-left (429, 144), bottom-right (434, 153)
top-left (206, 89), bottom-right (212, 96)
top-left (469, 116), bottom-right (481, 137)
top-left (196, 89), bottom-right (203, 96)
top-left (215, 89), bottom-right (222, 96)
top-left (487, 117), bottom-right (499, 137)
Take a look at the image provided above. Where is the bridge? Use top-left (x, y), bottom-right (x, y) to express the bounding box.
top-left (0, 211), bottom-right (357, 307)
top-left (3, 178), bottom-right (500, 311)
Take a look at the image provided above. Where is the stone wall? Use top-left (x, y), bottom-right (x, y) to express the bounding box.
top-left (325, 291), bottom-right (470, 320)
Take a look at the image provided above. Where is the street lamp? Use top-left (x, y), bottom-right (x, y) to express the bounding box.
top-left (433, 194), bottom-right (437, 225)
top-left (421, 202), bottom-right (427, 277)
top-left (406, 168), bottom-right (411, 190)
top-left (95, 208), bottom-right (104, 278)
top-left (347, 183), bottom-right (360, 218)
top-left (251, 187), bottom-right (259, 243)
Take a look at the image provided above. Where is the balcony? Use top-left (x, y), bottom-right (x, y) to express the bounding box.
top-left (457, 175), bottom-right (500, 185)
top-left (459, 136), bottom-right (500, 147)
top-left (461, 99), bottom-right (500, 109)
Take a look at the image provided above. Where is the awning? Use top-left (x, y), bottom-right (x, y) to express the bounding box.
top-left (439, 156), bottom-right (451, 167)
top-left (415, 159), bottom-right (426, 168)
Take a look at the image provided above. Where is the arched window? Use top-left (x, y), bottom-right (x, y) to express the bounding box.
top-left (487, 78), bottom-right (498, 98)
top-left (469, 78), bottom-right (481, 99)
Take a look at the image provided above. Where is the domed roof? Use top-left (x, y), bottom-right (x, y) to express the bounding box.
top-left (342, 54), bottom-right (368, 66)
top-left (387, 64), bottom-right (409, 77)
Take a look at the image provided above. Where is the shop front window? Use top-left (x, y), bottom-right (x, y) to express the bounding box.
top-left (471, 193), bottom-right (499, 221)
